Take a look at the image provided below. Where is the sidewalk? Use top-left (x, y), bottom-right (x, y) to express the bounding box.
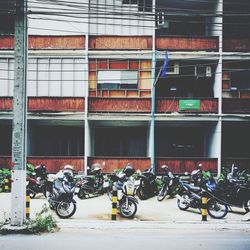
top-left (0, 193), bottom-right (249, 231)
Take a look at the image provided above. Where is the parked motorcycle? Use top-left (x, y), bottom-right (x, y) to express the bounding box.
top-left (48, 171), bottom-right (76, 219)
top-left (76, 163), bottom-right (109, 199)
top-left (26, 164), bottom-right (48, 198)
top-left (157, 165), bottom-right (180, 201)
top-left (110, 164), bottom-right (139, 218)
top-left (216, 164), bottom-right (250, 212)
top-left (136, 168), bottom-right (159, 200)
top-left (176, 179), bottom-right (228, 219)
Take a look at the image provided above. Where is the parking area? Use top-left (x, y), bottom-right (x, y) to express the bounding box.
top-left (0, 193), bottom-right (246, 224)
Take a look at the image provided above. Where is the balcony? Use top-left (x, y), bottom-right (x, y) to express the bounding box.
top-left (88, 157), bottom-right (217, 174)
top-left (0, 97), bottom-right (85, 112)
top-left (156, 98), bottom-right (218, 114)
top-left (0, 156), bottom-right (84, 173)
top-left (156, 36), bottom-right (219, 51)
top-left (223, 38), bottom-right (250, 52)
top-left (223, 98), bottom-right (250, 114)
top-left (88, 156), bottom-right (151, 173)
top-left (222, 158), bottom-right (250, 171)
top-left (0, 35), bottom-right (85, 50)
top-left (156, 157), bottom-right (218, 174)
top-left (89, 36), bottom-right (152, 50)
top-left (88, 97), bottom-right (151, 113)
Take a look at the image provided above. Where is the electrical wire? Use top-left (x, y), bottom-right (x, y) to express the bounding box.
top-left (1, 67), bottom-right (250, 82)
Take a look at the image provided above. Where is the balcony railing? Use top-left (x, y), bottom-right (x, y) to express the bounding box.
top-left (0, 97), bottom-right (85, 112)
top-left (89, 36), bottom-right (152, 50)
top-left (156, 157), bottom-right (218, 174)
top-left (88, 97), bottom-right (151, 113)
top-left (223, 38), bottom-right (250, 52)
top-left (1, 35), bottom-right (219, 51)
top-left (0, 35), bottom-right (85, 50)
top-left (88, 156), bottom-right (151, 173)
top-left (0, 156), bottom-right (84, 173)
top-left (222, 158), bottom-right (250, 171)
top-left (156, 98), bottom-right (218, 113)
top-left (223, 98), bottom-right (250, 114)
top-left (89, 157), bottom-right (218, 174)
top-left (0, 155), bottom-right (219, 174)
top-left (156, 36), bottom-right (219, 51)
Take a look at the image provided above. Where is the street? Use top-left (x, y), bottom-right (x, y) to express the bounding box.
top-left (0, 228), bottom-right (250, 250)
top-left (1, 193), bottom-right (250, 250)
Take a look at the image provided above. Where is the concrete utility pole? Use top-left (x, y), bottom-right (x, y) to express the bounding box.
top-left (11, 0), bottom-right (28, 226)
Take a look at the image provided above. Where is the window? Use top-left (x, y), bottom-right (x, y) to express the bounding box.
top-left (0, 57), bottom-right (86, 97)
top-left (138, 0), bottom-right (152, 12)
top-left (231, 71), bottom-right (250, 90)
top-left (122, 0), bottom-right (152, 12)
top-left (123, 0), bottom-right (138, 4)
top-left (97, 70), bottom-right (138, 89)
top-left (0, 58), bottom-right (14, 96)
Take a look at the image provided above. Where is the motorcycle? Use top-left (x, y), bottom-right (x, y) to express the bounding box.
top-left (76, 164), bottom-right (109, 199)
top-left (200, 165), bottom-right (250, 213)
top-left (176, 179), bottom-right (228, 219)
top-left (48, 171), bottom-right (76, 219)
top-left (136, 168), bottom-right (159, 200)
top-left (26, 164), bottom-right (48, 198)
top-left (157, 165), bottom-right (180, 201)
top-left (109, 164), bottom-right (139, 218)
top-left (216, 165), bottom-right (250, 212)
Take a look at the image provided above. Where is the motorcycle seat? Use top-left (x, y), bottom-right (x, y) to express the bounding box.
top-left (183, 183), bottom-right (201, 192)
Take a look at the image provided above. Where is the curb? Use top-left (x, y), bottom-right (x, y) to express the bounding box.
top-left (57, 220), bottom-right (250, 231)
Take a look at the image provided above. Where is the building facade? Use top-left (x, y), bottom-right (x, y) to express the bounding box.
top-left (0, 0), bottom-right (250, 174)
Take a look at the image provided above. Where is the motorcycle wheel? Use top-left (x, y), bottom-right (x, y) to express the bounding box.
top-left (207, 199), bottom-right (228, 219)
top-left (177, 192), bottom-right (190, 210)
top-left (56, 199), bottom-right (77, 219)
top-left (29, 190), bottom-right (36, 199)
top-left (119, 199), bottom-right (137, 218)
top-left (244, 199), bottom-right (250, 213)
top-left (77, 189), bottom-right (87, 199)
top-left (157, 185), bottom-right (168, 202)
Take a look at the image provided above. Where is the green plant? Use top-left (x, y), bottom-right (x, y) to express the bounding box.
top-left (26, 204), bottom-right (58, 234)
top-left (26, 163), bottom-right (35, 176)
top-left (0, 213), bottom-right (11, 229)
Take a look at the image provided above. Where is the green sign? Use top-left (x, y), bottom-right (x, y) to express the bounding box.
top-left (179, 100), bottom-right (200, 111)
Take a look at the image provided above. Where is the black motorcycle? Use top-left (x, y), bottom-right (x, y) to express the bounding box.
top-left (76, 164), bottom-right (107, 199)
top-left (216, 178), bottom-right (250, 213)
top-left (48, 172), bottom-right (76, 219)
top-left (136, 168), bottom-right (159, 200)
top-left (157, 165), bottom-right (180, 201)
top-left (176, 180), bottom-right (228, 219)
top-left (26, 164), bottom-right (48, 198)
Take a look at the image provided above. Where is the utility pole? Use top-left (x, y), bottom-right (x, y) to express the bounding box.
top-left (149, 0), bottom-right (156, 173)
top-left (11, 0), bottom-right (28, 226)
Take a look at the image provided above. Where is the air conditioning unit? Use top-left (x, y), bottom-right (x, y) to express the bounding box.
top-left (156, 12), bottom-right (169, 29)
top-left (167, 63), bottom-right (179, 75)
top-left (195, 66), bottom-right (212, 78)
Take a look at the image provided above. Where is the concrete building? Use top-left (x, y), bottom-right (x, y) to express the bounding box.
top-left (0, 0), bottom-right (250, 174)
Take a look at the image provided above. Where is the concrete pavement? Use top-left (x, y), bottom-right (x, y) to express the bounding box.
top-left (0, 193), bottom-right (249, 231)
